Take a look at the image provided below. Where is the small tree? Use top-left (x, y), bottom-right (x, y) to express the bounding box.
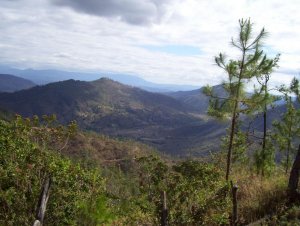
top-left (247, 55), bottom-right (280, 175)
top-left (203, 18), bottom-right (279, 180)
top-left (273, 78), bottom-right (300, 173)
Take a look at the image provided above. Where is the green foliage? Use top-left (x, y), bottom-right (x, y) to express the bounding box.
top-left (290, 77), bottom-right (300, 101)
top-left (77, 194), bottom-right (115, 225)
top-left (275, 205), bottom-right (300, 225)
top-left (273, 101), bottom-right (300, 143)
top-left (0, 116), bottom-right (114, 225)
top-left (221, 123), bottom-right (248, 164)
top-left (122, 156), bottom-right (231, 225)
top-left (30, 114), bottom-right (77, 152)
top-left (203, 18), bottom-right (279, 180)
top-left (246, 54), bottom-right (279, 176)
top-left (254, 137), bottom-right (276, 175)
top-left (169, 161), bottom-right (229, 225)
top-left (0, 112), bottom-right (295, 225)
top-left (207, 18), bottom-right (275, 119)
top-left (135, 155), bottom-right (169, 224)
top-left (93, 155), bottom-right (232, 225)
top-left (273, 78), bottom-right (300, 172)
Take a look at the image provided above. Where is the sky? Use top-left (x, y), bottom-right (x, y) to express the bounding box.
top-left (0, 0), bottom-right (300, 87)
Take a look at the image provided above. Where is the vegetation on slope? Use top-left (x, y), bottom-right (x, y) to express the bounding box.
top-left (0, 114), bottom-right (295, 226)
top-left (0, 78), bottom-right (225, 155)
top-left (0, 116), bottom-right (114, 225)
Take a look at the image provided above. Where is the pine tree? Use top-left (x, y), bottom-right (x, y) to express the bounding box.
top-left (248, 55), bottom-right (280, 176)
top-left (273, 78), bottom-right (300, 173)
top-left (203, 19), bottom-right (279, 180)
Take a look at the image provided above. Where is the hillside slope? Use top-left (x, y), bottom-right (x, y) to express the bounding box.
top-left (0, 74), bottom-right (35, 92)
top-left (167, 85), bottom-right (227, 113)
top-left (0, 78), bottom-right (225, 155)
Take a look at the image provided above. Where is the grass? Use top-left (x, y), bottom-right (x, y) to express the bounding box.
top-left (231, 167), bottom-right (289, 225)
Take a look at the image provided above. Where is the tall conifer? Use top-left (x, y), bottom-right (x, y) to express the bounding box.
top-left (204, 19), bottom-right (279, 180)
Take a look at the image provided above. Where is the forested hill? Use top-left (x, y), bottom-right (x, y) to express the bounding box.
top-left (0, 78), bottom-right (196, 122)
top-left (0, 78), bottom-right (226, 156)
top-left (0, 74), bottom-right (36, 92)
top-left (166, 85), bottom-right (227, 113)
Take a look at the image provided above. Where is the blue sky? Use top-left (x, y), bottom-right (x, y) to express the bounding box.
top-left (0, 0), bottom-right (299, 87)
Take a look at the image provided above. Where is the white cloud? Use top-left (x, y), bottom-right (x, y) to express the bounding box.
top-left (0, 0), bottom-right (299, 87)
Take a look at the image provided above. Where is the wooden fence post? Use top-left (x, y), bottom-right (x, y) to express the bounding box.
top-left (160, 191), bottom-right (168, 226)
top-left (33, 220), bottom-right (41, 226)
top-left (288, 144), bottom-right (300, 202)
top-left (230, 181), bottom-right (238, 226)
top-left (32, 177), bottom-right (51, 226)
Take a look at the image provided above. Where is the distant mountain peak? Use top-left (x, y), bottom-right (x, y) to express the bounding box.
top-left (93, 77), bottom-right (118, 84)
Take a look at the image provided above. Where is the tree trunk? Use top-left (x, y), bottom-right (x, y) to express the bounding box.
top-left (225, 48), bottom-right (245, 181)
top-left (261, 108), bottom-right (267, 176)
top-left (160, 191), bottom-right (168, 226)
top-left (286, 140), bottom-right (291, 174)
top-left (286, 108), bottom-right (293, 174)
top-left (226, 112), bottom-right (237, 181)
top-left (231, 181), bottom-right (238, 226)
top-left (288, 144), bottom-right (300, 202)
top-left (33, 177), bottom-right (51, 226)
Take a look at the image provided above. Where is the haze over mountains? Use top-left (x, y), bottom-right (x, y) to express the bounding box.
top-left (0, 65), bottom-right (198, 92)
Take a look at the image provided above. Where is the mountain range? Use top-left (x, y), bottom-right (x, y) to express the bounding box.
top-left (0, 77), bottom-right (226, 156)
top-left (0, 65), bottom-right (199, 92)
top-left (0, 72), bottom-right (289, 156)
